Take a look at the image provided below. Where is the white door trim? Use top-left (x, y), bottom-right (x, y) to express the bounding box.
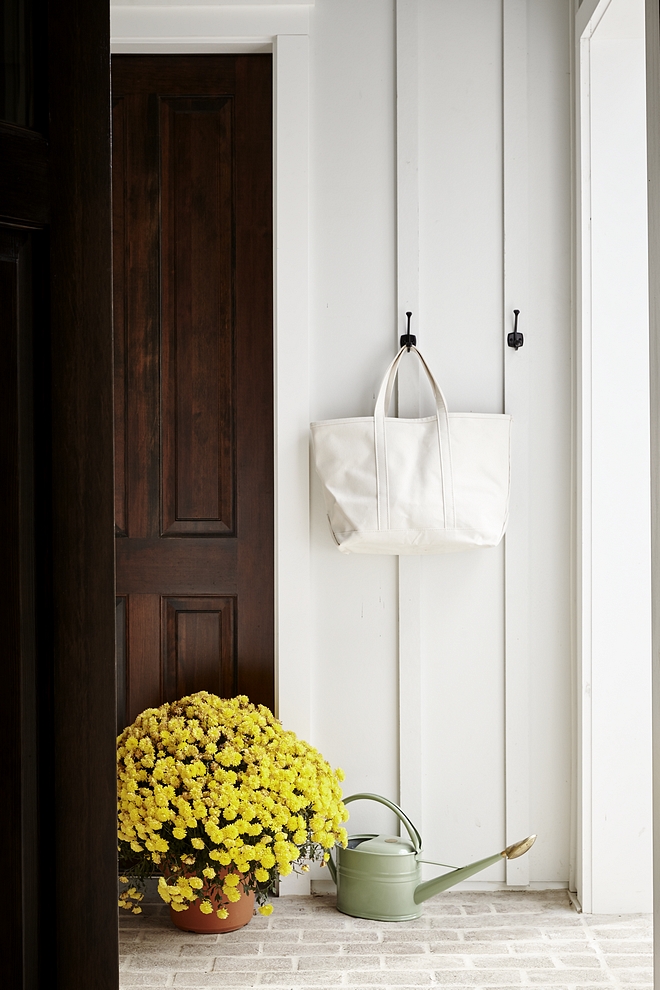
top-left (574, 0), bottom-right (597, 912)
top-left (644, 0), bottom-right (660, 973)
top-left (573, 0), bottom-right (653, 914)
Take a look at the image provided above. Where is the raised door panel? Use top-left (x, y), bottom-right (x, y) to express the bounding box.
top-left (160, 96), bottom-right (235, 536)
top-left (163, 596), bottom-right (236, 701)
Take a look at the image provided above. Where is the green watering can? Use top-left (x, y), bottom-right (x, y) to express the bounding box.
top-left (327, 793), bottom-right (536, 922)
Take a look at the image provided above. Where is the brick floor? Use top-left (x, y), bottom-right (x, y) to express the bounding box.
top-left (118, 887), bottom-right (652, 989)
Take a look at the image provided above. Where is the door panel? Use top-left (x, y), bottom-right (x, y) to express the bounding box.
top-left (160, 96), bottom-right (235, 535)
top-left (163, 596), bottom-right (236, 700)
top-left (113, 56), bottom-right (274, 726)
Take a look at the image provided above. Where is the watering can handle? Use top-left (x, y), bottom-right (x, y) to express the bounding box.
top-left (343, 793), bottom-right (422, 853)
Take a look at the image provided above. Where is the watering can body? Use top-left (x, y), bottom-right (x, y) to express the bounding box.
top-left (328, 793), bottom-right (536, 923)
top-left (333, 832), bottom-right (425, 921)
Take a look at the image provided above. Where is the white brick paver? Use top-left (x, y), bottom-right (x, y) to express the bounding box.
top-left (119, 887), bottom-right (652, 990)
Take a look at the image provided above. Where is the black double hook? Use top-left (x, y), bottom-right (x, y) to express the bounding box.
top-left (400, 312), bottom-right (417, 352)
top-left (507, 309), bottom-right (524, 350)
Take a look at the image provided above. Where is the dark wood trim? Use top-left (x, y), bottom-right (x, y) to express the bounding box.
top-left (0, 228), bottom-right (40, 989)
top-left (46, 0), bottom-right (118, 986)
top-left (234, 55), bottom-right (274, 708)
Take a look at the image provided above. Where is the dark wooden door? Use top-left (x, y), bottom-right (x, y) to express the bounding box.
top-left (1, 0), bottom-right (117, 988)
top-left (112, 56), bottom-right (274, 727)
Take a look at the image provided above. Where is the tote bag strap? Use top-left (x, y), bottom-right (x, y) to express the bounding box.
top-left (374, 345), bottom-right (456, 531)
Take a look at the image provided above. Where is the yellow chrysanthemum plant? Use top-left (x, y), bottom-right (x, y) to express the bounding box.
top-left (117, 693), bottom-right (348, 920)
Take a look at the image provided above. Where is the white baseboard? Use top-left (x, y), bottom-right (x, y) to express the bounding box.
top-left (279, 872), bottom-right (312, 896)
top-left (310, 879), bottom-right (569, 896)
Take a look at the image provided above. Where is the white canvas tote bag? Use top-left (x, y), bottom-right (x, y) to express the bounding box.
top-left (310, 345), bottom-right (512, 554)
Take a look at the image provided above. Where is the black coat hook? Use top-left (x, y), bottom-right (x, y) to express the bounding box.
top-left (400, 311), bottom-right (417, 352)
top-left (507, 309), bottom-right (524, 350)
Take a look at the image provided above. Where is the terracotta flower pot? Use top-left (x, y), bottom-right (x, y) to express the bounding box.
top-left (168, 872), bottom-right (256, 934)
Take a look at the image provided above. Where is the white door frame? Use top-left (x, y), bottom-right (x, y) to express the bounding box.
top-left (644, 0), bottom-right (660, 974)
top-left (110, 5), bottom-right (313, 743)
top-left (573, 0), bottom-right (653, 914)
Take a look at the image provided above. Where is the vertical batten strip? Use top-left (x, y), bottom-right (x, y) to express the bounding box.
top-left (396, 0), bottom-right (423, 832)
top-left (273, 37), bottom-right (311, 740)
top-left (574, 12), bottom-right (594, 914)
top-left (503, 0), bottom-right (531, 887)
top-left (273, 34), bottom-right (312, 896)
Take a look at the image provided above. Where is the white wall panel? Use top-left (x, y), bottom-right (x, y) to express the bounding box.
top-left (418, 0), bottom-right (504, 416)
top-left (309, 0), bottom-right (573, 883)
top-left (526, 0), bottom-right (572, 885)
top-left (417, 0), bottom-right (506, 880)
top-left (308, 0), bottom-right (572, 887)
top-left (308, 0), bottom-right (400, 841)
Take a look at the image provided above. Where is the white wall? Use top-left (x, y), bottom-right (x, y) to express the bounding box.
top-left (110, 0), bottom-right (584, 894)
top-left (308, 0), bottom-right (573, 886)
top-left (309, 0), bottom-right (400, 840)
top-left (416, 0), bottom-right (506, 881)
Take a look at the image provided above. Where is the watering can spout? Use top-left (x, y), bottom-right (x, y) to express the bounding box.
top-left (413, 835), bottom-right (537, 906)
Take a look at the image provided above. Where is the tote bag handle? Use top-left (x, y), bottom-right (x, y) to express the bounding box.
top-left (374, 346), bottom-right (455, 531)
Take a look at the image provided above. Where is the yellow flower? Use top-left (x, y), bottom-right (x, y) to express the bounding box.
top-left (188, 877), bottom-right (204, 890)
top-left (216, 908), bottom-right (229, 919)
top-left (199, 901), bottom-right (213, 915)
top-left (117, 692), bottom-right (348, 915)
top-left (258, 904), bottom-right (273, 916)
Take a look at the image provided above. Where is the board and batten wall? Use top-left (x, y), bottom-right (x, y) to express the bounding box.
top-left (310, 0), bottom-right (572, 889)
top-left (111, 0), bottom-right (652, 908)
